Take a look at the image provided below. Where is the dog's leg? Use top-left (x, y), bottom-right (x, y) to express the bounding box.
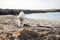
top-left (20, 21), bottom-right (24, 27)
top-left (18, 19), bottom-right (21, 27)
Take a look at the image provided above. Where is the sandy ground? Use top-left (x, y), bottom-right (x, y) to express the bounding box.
top-left (0, 15), bottom-right (60, 40)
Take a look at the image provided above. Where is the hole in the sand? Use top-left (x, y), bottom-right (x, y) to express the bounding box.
top-left (24, 24), bottom-right (31, 27)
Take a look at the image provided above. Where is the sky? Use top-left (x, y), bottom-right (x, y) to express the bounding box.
top-left (0, 0), bottom-right (60, 10)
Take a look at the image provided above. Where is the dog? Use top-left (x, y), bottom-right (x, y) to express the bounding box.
top-left (18, 11), bottom-right (25, 27)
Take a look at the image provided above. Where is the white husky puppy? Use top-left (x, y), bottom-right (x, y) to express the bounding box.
top-left (18, 11), bottom-right (25, 27)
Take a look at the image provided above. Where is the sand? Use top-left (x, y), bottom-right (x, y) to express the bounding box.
top-left (0, 15), bottom-right (60, 40)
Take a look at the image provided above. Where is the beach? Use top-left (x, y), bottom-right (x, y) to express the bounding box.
top-left (0, 15), bottom-right (60, 40)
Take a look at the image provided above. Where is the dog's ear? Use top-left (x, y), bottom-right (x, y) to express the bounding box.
top-left (18, 11), bottom-right (25, 18)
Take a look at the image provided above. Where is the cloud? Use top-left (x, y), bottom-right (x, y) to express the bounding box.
top-left (0, 0), bottom-right (60, 9)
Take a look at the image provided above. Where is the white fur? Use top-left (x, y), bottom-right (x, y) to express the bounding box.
top-left (18, 11), bottom-right (25, 27)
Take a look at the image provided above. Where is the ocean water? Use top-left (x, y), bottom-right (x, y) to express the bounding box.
top-left (25, 12), bottom-right (60, 21)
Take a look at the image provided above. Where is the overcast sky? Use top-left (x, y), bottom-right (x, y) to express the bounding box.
top-left (0, 0), bottom-right (60, 10)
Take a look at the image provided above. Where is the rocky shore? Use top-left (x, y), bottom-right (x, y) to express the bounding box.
top-left (0, 15), bottom-right (60, 40)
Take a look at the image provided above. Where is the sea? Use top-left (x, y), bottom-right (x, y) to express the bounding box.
top-left (25, 12), bottom-right (60, 21)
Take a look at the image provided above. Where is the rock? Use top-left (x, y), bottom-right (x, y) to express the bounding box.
top-left (0, 15), bottom-right (60, 40)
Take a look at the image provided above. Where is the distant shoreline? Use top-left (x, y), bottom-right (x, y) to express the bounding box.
top-left (0, 8), bottom-right (60, 15)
